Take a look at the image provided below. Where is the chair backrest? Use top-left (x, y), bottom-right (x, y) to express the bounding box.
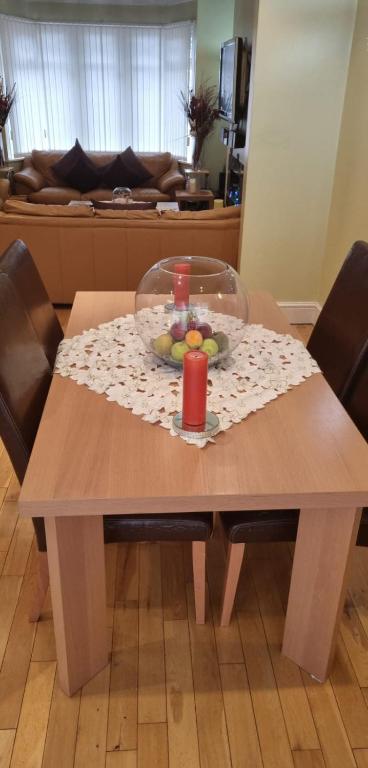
top-left (307, 240), bottom-right (368, 398)
top-left (342, 340), bottom-right (368, 442)
top-left (0, 273), bottom-right (52, 483)
top-left (0, 239), bottom-right (63, 368)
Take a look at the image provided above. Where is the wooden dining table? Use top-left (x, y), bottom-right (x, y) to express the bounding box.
top-left (19, 290), bottom-right (368, 696)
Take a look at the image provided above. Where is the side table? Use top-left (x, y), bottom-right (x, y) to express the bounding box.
top-left (0, 164), bottom-right (16, 194)
top-left (175, 189), bottom-right (214, 212)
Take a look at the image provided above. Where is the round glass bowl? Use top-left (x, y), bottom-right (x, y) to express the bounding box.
top-left (135, 256), bottom-right (248, 368)
top-left (112, 186), bottom-right (132, 203)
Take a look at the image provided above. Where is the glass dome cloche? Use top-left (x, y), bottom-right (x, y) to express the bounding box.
top-left (135, 256), bottom-right (248, 368)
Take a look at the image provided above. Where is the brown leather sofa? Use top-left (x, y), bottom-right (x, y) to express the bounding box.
top-left (0, 189), bottom-right (241, 303)
top-left (12, 149), bottom-right (185, 204)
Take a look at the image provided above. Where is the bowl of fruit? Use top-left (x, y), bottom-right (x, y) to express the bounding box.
top-left (134, 256), bottom-right (248, 368)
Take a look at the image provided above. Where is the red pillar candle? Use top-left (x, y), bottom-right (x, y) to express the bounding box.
top-left (173, 262), bottom-right (190, 309)
top-left (182, 350), bottom-right (208, 429)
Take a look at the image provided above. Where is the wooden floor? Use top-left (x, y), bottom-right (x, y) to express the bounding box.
top-left (2, 319), bottom-right (368, 768)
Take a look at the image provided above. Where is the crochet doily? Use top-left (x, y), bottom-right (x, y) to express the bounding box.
top-left (55, 308), bottom-right (320, 447)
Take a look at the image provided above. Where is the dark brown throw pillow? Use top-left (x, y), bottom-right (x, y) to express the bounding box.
top-left (52, 139), bottom-right (101, 193)
top-left (100, 147), bottom-right (151, 189)
top-left (92, 200), bottom-right (156, 210)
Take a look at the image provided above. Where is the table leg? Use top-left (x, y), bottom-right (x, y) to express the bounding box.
top-left (45, 515), bottom-right (108, 696)
top-left (282, 506), bottom-right (361, 681)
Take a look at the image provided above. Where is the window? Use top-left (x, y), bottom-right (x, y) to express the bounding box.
top-left (0, 15), bottom-right (195, 158)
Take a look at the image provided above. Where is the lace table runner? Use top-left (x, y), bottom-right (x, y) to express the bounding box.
top-left (55, 309), bottom-right (320, 447)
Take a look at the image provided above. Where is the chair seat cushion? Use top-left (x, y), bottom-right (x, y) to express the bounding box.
top-left (103, 512), bottom-right (213, 543)
top-left (220, 509), bottom-right (299, 543)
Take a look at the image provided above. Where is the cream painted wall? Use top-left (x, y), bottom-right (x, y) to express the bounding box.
top-left (195, 0), bottom-right (235, 190)
top-left (239, 0), bottom-right (356, 302)
top-left (321, 0), bottom-right (368, 301)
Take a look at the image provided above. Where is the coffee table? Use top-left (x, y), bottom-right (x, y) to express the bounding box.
top-left (19, 291), bottom-right (368, 695)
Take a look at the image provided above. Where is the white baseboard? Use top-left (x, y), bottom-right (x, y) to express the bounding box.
top-left (278, 301), bottom-right (322, 325)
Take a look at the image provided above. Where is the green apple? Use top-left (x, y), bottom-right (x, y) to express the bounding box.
top-left (200, 338), bottom-right (219, 357)
top-left (171, 341), bottom-right (190, 362)
top-left (153, 333), bottom-right (173, 357)
top-left (212, 331), bottom-right (229, 352)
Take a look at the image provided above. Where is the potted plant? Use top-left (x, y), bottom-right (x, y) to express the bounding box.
top-left (0, 77), bottom-right (16, 166)
top-left (180, 82), bottom-right (219, 174)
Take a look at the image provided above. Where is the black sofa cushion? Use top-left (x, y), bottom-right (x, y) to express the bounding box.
top-left (100, 146), bottom-right (151, 189)
top-left (52, 139), bottom-right (101, 193)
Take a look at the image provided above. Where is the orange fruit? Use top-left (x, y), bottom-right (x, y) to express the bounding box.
top-left (185, 330), bottom-right (203, 349)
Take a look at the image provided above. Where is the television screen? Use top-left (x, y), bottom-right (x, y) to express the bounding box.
top-left (219, 38), bottom-right (242, 122)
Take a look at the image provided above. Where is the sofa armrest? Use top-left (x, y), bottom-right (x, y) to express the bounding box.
top-left (157, 168), bottom-right (185, 193)
top-left (14, 166), bottom-right (45, 192)
top-left (0, 179), bottom-right (10, 208)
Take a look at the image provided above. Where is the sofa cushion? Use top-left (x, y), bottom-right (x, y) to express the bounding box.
top-left (31, 149), bottom-right (64, 186)
top-left (129, 187), bottom-right (171, 203)
top-left (3, 199), bottom-right (93, 217)
top-left (100, 146), bottom-right (151, 189)
top-left (162, 206), bottom-right (242, 220)
top-left (29, 187), bottom-right (81, 204)
top-left (52, 140), bottom-right (101, 193)
top-left (94, 208), bottom-right (160, 220)
top-left (136, 152), bottom-right (172, 183)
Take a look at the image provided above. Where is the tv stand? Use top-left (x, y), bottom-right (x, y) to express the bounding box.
top-left (224, 146), bottom-right (244, 206)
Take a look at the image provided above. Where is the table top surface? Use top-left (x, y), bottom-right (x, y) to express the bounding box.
top-left (175, 189), bottom-right (214, 200)
top-left (19, 291), bottom-right (368, 517)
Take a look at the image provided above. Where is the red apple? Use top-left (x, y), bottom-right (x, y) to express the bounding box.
top-left (170, 322), bottom-right (186, 341)
top-left (197, 323), bottom-right (212, 339)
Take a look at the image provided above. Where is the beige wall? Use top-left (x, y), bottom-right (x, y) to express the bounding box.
top-left (321, 0), bottom-right (368, 301)
top-left (195, 0), bottom-right (235, 190)
top-left (239, 0), bottom-right (356, 302)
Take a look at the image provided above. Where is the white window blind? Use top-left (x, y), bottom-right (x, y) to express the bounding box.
top-left (0, 15), bottom-right (194, 158)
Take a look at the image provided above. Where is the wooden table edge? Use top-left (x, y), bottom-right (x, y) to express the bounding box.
top-left (18, 491), bottom-right (368, 517)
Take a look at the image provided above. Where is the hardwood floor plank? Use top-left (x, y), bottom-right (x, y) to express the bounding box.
top-left (106, 751), bottom-right (137, 768)
top-left (207, 526), bottom-right (244, 664)
top-left (0, 576), bottom-right (22, 667)
top-left (138, 543), bottom-right (166, 724)
top-left (302, 673), bottom-right (356, 768)
top-left (161, 543), bottom-right (187, 621)
top-left (138, 723), bottom-right (168, 768)
top-left (293, 750), bottom-right (326, 767)
top-left (10, 661), bottom-right (56, 768)
top-left (0, 450), bottom-right (13, 488)
top-left (0, 502), bottom-right (18, 553)
top-left (106, 543), bottom-right (118, 630)
top-left (107, 543), bottom-right (139, 752)
top-left (330, 635), bottom-right (368, 748)
top-left (348, 549), bottom-right (368, 639)
top-left (164, 619), bottom-right (200, 768)
top-left (32, 590), bottom-right (56, 662)
top-left (3, 517), bottom-right (34, 576)
top-left (186, 586), bottom-right (231, 768)
top-left (5, 475), bottom-right (20, 503)
top-left (0, 550), bottom-right (6, 575)
top-left (251, 557), bottom-right (320, 750)
top-left (0, 548), bottom-right (37, 728)
top-left (42, 676), bottom-right (80, 768)
top-left (0, 730), bottom-right (15, 768)
top-left (236, 567), bottom-right (294, 768)
top-left (74, 664), bottom-right (110, 768)
top-left (355, 749), bottom-right (368, 767)
top-left (220, 663), bottom-right (263, 768)
top-left (341, 588), bottom-right (368, 687)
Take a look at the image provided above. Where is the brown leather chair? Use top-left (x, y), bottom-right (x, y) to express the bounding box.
top-left (219, 240), bottom-right (368, 625)
top-left (0, 241), bottom-right (212, 624)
